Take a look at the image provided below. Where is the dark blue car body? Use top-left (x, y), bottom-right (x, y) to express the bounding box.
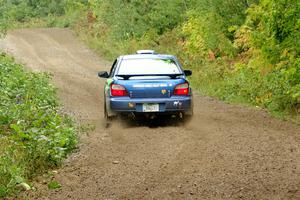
top-left (98, 51), bottom-right (193, 119)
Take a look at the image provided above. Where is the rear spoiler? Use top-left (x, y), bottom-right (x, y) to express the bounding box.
top-left (116, 74), bottom-right (184, 80)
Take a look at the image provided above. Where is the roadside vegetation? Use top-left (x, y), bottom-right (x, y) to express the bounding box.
top-left (0, 1), bottom-right (78, 197)
top-left (0, 54), bottom-right (77, 197)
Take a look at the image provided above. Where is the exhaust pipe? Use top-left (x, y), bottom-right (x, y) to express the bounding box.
top-left (130, 112), bottom-right (136, 119)
top-left (150, 114), bottom-right (156, 120)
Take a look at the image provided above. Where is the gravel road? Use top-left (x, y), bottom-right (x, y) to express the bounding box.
top-left (1, 28), bottom-right (300, 200)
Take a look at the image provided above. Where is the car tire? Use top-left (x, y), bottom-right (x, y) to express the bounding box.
top-left (104, 99), bottom-right (116, 120)
top-left (104, 101), bottom-right (110, 119)
top-left (104, 101), bottom-right (109, 119)
top-left (104, 101), bottom-right (114, 128)
top-left (184, 105), bottom-right (193, 122)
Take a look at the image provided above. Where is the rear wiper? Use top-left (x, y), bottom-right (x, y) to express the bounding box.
top-left (116, 74), bottom-right (184, 80)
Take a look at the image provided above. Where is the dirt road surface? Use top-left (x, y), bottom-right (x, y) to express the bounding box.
top-left (1, 28), bottom-right (300, 200)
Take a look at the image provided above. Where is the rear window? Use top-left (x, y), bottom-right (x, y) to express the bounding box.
top-left (117, 58), bottom-right (180, 75)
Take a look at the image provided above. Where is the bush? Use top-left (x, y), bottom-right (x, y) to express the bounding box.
top-left (231, 0), bottom-right (300, 113)
top-left (0, 54), bottom-right (77, 197)
top-left (0, 0), bottom-right (68, 30)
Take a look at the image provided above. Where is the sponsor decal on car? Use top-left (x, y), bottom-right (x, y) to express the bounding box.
top-left (133, 84), bottom-right (168, 88)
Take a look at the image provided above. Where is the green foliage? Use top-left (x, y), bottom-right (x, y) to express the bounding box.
top-left (228, 0), bottom-right (300, 113)
top-left (181, 0), bottom-right (261, 59)
top-left (87, 0), bottom-right (186, 40)
top-left (182, 11), bottom-right (237, 58)
top-left (0, 0), bottom-right (69, 32)
top-left (0, 0), bottom-right (67, 20)
top-left (0, 54), bottom-right (77, 197)
top-left (48, 181), bottom-right (61, 189)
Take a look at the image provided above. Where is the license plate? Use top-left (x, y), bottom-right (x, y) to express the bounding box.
top-left (142, 103), bottom-right (159, 112)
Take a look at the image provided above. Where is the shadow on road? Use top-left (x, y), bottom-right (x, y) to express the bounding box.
top-left (108, 115), bottom-right (191, 129)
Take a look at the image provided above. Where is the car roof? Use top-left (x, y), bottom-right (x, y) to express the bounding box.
top-left (121, 54), bottom-right (176, 60)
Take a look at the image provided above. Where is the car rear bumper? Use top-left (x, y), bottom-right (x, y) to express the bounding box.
top-left (109, 96), bottom-right (192, 113)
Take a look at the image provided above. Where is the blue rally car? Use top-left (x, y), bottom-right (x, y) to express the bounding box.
top-left (98, 50), bottom-right (193, 120)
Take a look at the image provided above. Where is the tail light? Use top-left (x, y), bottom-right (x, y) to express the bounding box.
top-left (111, 84), bottom-right (128, 96)
top-left (174, 83), bottom-right (189, 95)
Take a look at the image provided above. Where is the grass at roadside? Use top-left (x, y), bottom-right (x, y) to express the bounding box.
top-left (0, 53), bottom-right (77, 197)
